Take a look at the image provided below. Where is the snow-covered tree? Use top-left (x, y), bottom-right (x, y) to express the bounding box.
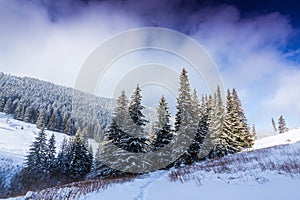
top-left (151, 96), bottom-right (173, 151)
top-left (3, 98), bottom-right (12, 114)
top-left (272, 117), bottom-right (277, 133)
top-left (46, 134), bottom-right (56, 173)
top-left (278, 115), bottom-right (288, 134)
top-left (36, 109), bottom-right (47, 129)
top-left (118, 85), bottom-right (148, 153)
top-left (232, 88), bottom-right (254, 148)
top-left (25, 128), bottom-right (48, 173)
top-left (207, 86), bottom-right (225, 158)
top-left (174, 68), bottom-right (198, 165)
top-left (221, 89), bottom-right (243, 155)
top-left (68, 134), bottom-right (93, 179)
top-left (55, 137), bottom-right (69, 174)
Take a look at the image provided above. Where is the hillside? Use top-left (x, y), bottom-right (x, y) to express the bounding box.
top-left (0, 112), bottom-right (99, 193)
top-left (1, 113), bottom-right (300, 199)
top-left (0, 72), bottom-right (112, 141)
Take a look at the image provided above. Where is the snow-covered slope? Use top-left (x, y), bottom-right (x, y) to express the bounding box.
top-left (22, 127), bottom-right (300, 200)
top-left (252, 127), bottom-right (300, 149)
top-left (1, 111), bottom-right (300, 200)
top-left (0, 112), bottom-right (98, 189)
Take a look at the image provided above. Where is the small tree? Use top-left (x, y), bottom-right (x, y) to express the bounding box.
top-left (278, 115), bottom-right (288, 134)
top-left (271, 118), bottom-right (277, 133)
top-left (25, 127), bottom-right (48, 173)
top-left (46, 134), bottom-right (56, 173)
top-left (151, 96), bottom-right (173, 151)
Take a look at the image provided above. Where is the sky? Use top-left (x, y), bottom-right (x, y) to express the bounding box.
top-left (1, 0), bottom-right (300, 135)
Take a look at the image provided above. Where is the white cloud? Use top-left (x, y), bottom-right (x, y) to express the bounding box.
top-left (1, 1), bottom-right (300, 134)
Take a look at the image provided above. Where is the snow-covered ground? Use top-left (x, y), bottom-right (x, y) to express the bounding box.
top-left (0, 112), bottom-right (98, 189)
top-left (1, 112), bottom-right (300, 200)
top-left (252, 127), bottom-right (300, 149)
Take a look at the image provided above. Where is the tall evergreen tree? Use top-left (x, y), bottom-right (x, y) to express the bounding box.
top-left (271, 118), bottom-right (277, 133)
top-left (278, 115), bottom-right (288, 134)
top-left (25, 127), bottom-right (48, 173)
top-left (119, 85), bottom-right (148, 153)
top-left (68, 134), bottom-right (93, 179)
top-left (187, 90), bottom-right (204, 162)
top-left (107, 90), bottom-right (129, 145)
top-left (252, 124), bottom-right (257, 140)
top-left (24, 105), bottom-right (33, 123)
top-left (151, 96), bottom-right (173, 151)
top-left (55, 137), bottom-right (69, 175)
top-left (3, 98), bottom-right (12, 114)
top-left (197, 94), bottom-right (210, 159)
top-left (232, 88), bottom-right (253, 148)
top-left (46, 134), bottom-right (56, 173)
top-left (221, 89), bottom-right (243, 155)
top-left (207, 86), bottom-right (225, 158)
top-left (174, 68), bottom-right (198, 165)
top-left (36, 109), bottom-right (47, 129)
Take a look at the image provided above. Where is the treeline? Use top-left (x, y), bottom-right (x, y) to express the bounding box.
top-left (4, 69), bottom-right (255, 196)
top-left (0, 73), bottom-right (111, 141)
top-left (93, 68), bottom-right (256, 177)
top-left (9, 128), bottom-right (93, 195)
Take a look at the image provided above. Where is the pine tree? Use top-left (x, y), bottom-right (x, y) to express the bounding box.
top-left (151, 96), bottom-right (173, 151)
top-left (187, 90), bottom-right (204, 162)
top-left (3, 98), bottom-right (12, 114)
top-left (14, 103), bottom-right (23, 120)
top-left (278, 115), bottom-right (288, 134)
top-left (55, 137), bottom-right (69, 174)
top-left (174, 68), bottom-right (198, 165)
top-left (119, 85), bottom-right (148, 153)
top-left (46, 134), bottom-right (56, 173)
top-left (252, 124), bottom-right (257, 140)
top-left (107, 90), bottom-right (129, 145)
top-left (207, 87), bottom-right (226, 158)
top-left (271, 118), bottom-right (277, 133)
top-left (25, 127), bottom-right (48, 173)
top-left (36, 109), bottom-right (47, 129)
top-left (197, 95), bottom-right (210, 159)
top-left (68, 134), bottom-right (93, 179)
top-left (232, 89), bottom-right (254, 148)
top-left (24, 105), bottom-right (33, 123)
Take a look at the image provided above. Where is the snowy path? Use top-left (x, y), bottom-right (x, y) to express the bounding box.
top-left (134, 171), bottom-right (167, 200)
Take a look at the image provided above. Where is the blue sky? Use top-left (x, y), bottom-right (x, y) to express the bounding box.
top-left (1, 0), bottom-right (300, 135)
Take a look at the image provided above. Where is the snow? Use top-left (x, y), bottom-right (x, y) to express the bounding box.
top-left (252, 127), bottom-right (300, 150)
top-left (78, 127), bottom-right (300, 200)
top-left (0, 112), bottom-right (98, 187)
top-left (1, 112), bottom-right (300, 200)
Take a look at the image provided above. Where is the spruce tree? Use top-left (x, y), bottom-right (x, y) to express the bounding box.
top-left (221, 89), bottom-right (243, 155)
top-left (3, 98), bottom-right (12, 114)
top-left (174, 68), bottom-right (198, 165)
top-left (151, 96), bottom-right (173, 151)
top-left (272, 118), bottom-right (277, 133)
top-left (68, 134), bottom-right (93, 179)
top-left (252, 124), bottom-right (257, 140)
top-left (197, 95), bottom-right (210, 159)
top-left (232, 88), bottom-right (253, 148)
top-left (55, 137), bottom-right (69, 175)
top-left (208, 86), bottom-right (225, 158)
top-left (119, 85), bottom-right (148, 153)
top-left (187, 90), bottom-right (204, 162)
top-left (25, 127), bottom-right (48, 173)
top-left (46, 134), bottom-right (56, 173)
top-left (24, 105), bottom-right (33, 123)
top-left (36, 109), bottom-right (47, 129)
top-left (278, 115), bottom-right (288, 133)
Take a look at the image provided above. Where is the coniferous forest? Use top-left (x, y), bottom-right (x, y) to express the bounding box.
top-left (0, 69), bottom-right (255, 196)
